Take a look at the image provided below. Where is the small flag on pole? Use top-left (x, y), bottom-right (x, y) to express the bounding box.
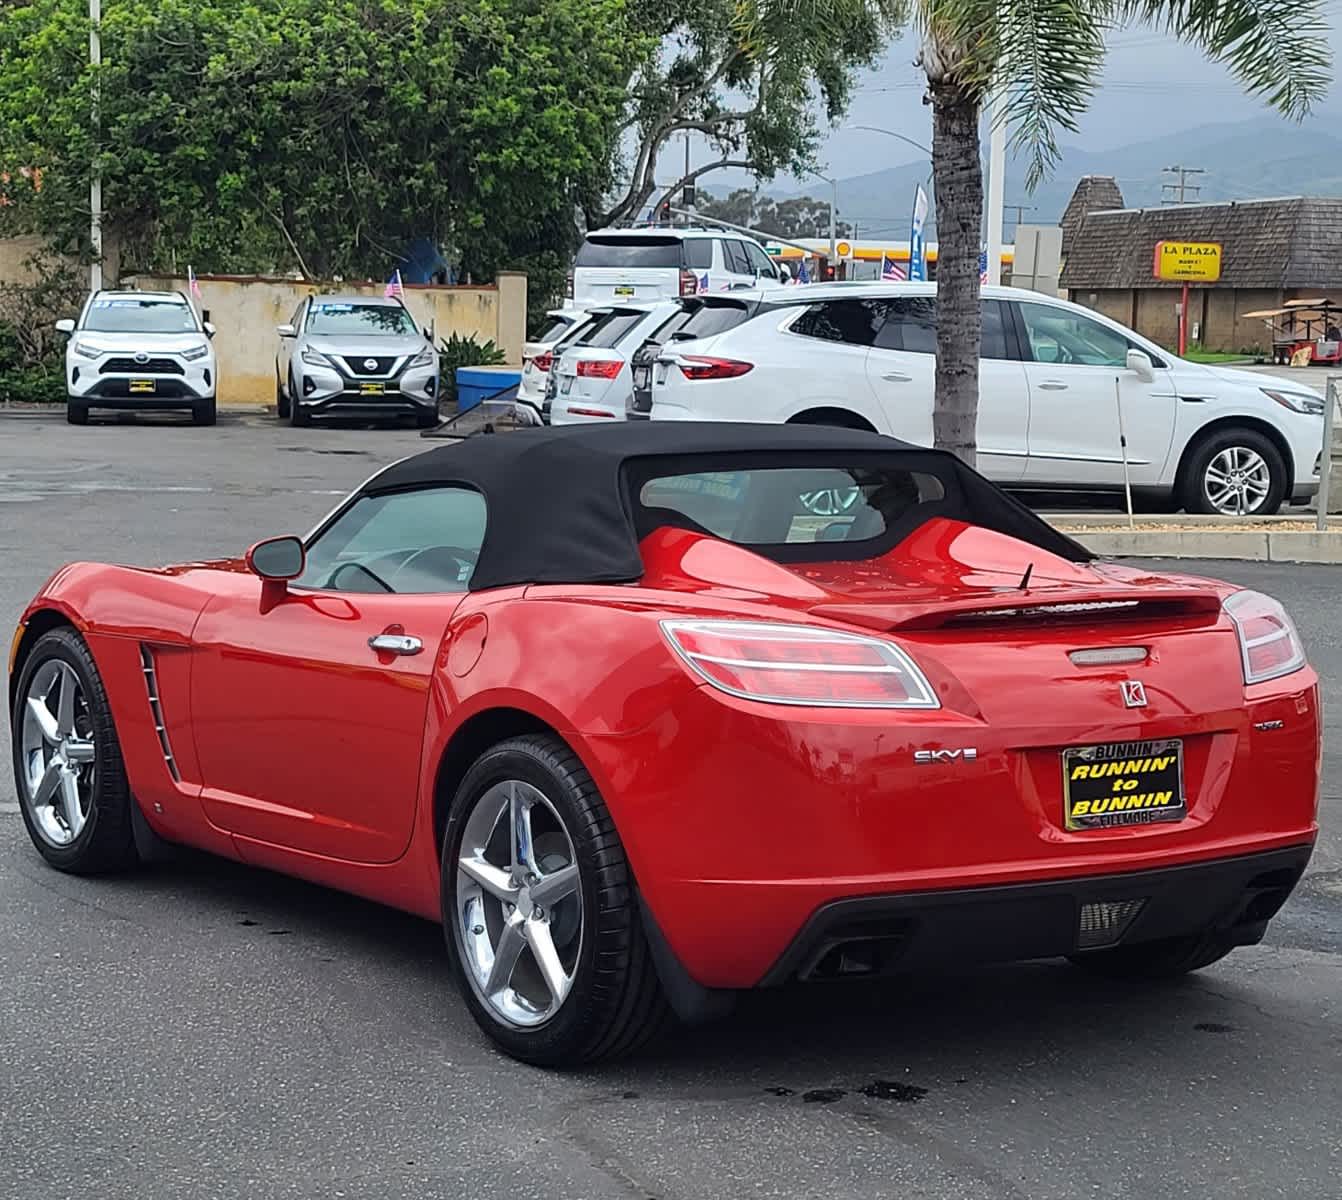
top-left (698, 271), bottom-right (709, 293)
top-left (188, 265), bottom-right (201, 300)
top-left (384, 269), bottom-right (404, 299)
top-left (796, 259), bottom-right (810, 285)
top-left (880, 254), bottom-right (907, 282)
top-left (978, 249), bottom-right (989, 285)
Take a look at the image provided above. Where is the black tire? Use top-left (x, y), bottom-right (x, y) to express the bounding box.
top-left (1068, 932), bottom-right (1236, 980)
top-left (66, 399), bottom-right (89, 426)
top-left (10, 628), bottom-right (141, 874)
top-left (275, 371), bottom-right (291, 420)
top-left (1180, 427), bottom-right (1288, 515)
top-left (442, 734), bottom-right (670, 1066)
top-left (289, 373), bottom-right (311, 427)
top-left (192, 398), bottom-right (217, 427)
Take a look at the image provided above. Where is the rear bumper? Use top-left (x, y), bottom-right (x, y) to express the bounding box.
top-left (760, 843), bottom-right (1313, 984)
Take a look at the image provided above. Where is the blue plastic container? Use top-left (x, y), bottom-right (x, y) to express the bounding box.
top-left (456, 365), bottom-right (522, 412)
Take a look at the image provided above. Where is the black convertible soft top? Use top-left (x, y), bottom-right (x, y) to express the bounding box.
top-left (360, 422), bottom-right (1091, 591)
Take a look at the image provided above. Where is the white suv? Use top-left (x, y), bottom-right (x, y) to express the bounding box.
top-left (57, 290), bottom-right (217, 426)
top-left (650, 281), bottom-right (1325, 515)
top-left (570, 228), bottom-right (789, 307)
top-left (552, 302), bottom-right (682, 423)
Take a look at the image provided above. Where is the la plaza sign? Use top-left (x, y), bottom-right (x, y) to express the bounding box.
top-left (1153, 240), bottom-right (1223, 282)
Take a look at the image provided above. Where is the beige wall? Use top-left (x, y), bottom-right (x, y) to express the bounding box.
top-left (129, 272), bottom-right (528, 407)
top-left (1070, 285), bottom-right (1290, 353)
top-left (0, 235), bottom-right (53, 285)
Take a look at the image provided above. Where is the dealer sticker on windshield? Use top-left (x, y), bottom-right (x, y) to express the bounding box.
top-left (1062, 738), bottom-right (1185, 831)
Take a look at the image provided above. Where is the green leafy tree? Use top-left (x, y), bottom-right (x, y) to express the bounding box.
top-left (751, 0), bottom-right (1330, 464)
top-left (0, 0), bottom-right (641, 285)
top-left (596, 0), bottom-right (905, 227)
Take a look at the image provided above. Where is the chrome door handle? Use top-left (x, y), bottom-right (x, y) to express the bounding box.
top-left (881, 371), bottom-right (913, 382)
top-left (1036, 381), bottom-right (1068, 391)
top-left (369, 634), bottom-right (423, 656)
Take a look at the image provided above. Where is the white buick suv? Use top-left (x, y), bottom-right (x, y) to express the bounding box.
top-left (649, 281), bottom-right (1325, 515)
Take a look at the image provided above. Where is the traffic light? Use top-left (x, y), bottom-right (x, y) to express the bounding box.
top-left (820, 260), bottom-right (836, 282)
top-left (657, 198), bottom-right (671, 224)
top-left (682, 182), bottom-right (696, 209)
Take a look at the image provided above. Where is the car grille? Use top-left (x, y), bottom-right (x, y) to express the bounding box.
top-left (340, 356), bottom-right (398, 377)
top-left (100, 357), bottom-right (184, 375)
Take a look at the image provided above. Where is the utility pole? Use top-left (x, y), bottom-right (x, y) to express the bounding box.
top-left (985, 89), bottom-right (1008, 285)
top-left (1004, 204), bottom-right (1036, 231)
top-left (89, 0), bottom-right (102, 294)
top-left (1161, 165), bottom-right (1205, 205)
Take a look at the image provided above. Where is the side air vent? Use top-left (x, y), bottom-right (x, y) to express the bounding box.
top-left (139, 645), bottom-right (181, 782)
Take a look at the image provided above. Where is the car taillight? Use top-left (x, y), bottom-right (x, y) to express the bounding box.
top-left (660, 620), bottom-right (939, 709)
top-left (1224, 590), bottom-right (1306, 684)
top-left (676, 356), bottom-right (753, 381)
top-left (679, 269), bottom-right (699, 297)
top-left (565, 273), bottom-right (574, 299)
top-left (533, 352), bottom-right (553, 372)
top-left (576, 359), bottom-right (622, 379)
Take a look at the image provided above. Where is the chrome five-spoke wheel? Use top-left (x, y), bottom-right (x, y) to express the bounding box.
top-left (19, 659), bottom-right (96, 847)
top-left (455, 779), bottom-right (583, 1028)
top-left (1203, 446), bottom-right (1271, 515)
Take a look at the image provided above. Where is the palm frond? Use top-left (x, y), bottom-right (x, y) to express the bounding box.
top-left (1113, 0), bottom-right (1330, 118)
top-left (996, 0), bottom-right (1107, 191)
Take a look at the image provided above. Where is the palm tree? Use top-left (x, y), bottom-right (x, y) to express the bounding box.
top-left (749, 0), bottom-right (1331, 466)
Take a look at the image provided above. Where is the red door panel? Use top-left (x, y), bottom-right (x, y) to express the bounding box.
top-left (189, 580), bottom-right (461, 863)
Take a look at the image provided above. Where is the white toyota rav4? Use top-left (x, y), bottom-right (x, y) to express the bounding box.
top-left (649, 281), bottom-right (1325, 515)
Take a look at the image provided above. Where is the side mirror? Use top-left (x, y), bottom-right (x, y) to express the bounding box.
top-left (276, 323), bottom-right (296, 338)
top-left (204, 322), bottom-right (217, 339)
top-left (246, 535), bottom-right (305, 582)
top-left (55, 319), bottom-right (75, 335)
top-left (1126, 348), bottom-right (1155, 383)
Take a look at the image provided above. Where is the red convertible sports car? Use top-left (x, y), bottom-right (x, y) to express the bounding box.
top-left (9, 423), bottom-right (1320, 1064)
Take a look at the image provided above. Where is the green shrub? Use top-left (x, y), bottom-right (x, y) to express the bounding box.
top-left (437, 332), bottom-right (507, 404)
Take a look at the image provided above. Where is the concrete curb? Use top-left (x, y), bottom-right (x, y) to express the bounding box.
top-left (1069, 529), bottom-right (1342, 564)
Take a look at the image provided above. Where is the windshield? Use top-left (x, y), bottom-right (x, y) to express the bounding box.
top-left (82, 298), bottom-right (198, 334)
top-left (636, 464), bottom-right (946, 548)
top-left (576, 237), bottom-right (683, 269)
top-left (306, 302), bottom-right (418, 337)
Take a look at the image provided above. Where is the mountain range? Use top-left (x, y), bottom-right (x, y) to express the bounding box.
top-left (707, 115), bottom-right (1342, 241)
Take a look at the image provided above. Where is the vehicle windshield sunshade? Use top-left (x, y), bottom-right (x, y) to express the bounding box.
top-left (576, 237), bottom-right (683, 269)
top-left (357, 423), bottom-right (1093, 592)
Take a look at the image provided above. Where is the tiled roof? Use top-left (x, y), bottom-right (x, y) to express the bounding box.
top-left (1060, 176), bottom-right (1125, 256)
top-left (1061, 196), bottom-right (1342, 289)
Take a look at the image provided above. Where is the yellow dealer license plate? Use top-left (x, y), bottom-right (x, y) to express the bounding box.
top-left (359, 382), bottom-right (385, 396)
top-left (129, 379), bottom-right (156, 394)
top-left (1062, 738), bottom-right (1185, 830)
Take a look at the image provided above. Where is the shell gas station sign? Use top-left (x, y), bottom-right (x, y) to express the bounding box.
top-left (1153, 240), bottom-right (1222, 282)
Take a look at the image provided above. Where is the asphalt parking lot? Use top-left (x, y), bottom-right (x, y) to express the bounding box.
top-left (1, 410), bottom-right (1340, 1200)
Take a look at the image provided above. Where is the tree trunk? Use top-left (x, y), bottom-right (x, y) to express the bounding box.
top-left (929, 80), bottom-right (982, 468)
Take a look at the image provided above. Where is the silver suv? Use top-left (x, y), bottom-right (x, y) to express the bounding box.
top-left (275, 294), bottom-right (440, 427)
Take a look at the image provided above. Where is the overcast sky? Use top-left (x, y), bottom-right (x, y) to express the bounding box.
top-left (682, 12), bottom-right (1342, 191)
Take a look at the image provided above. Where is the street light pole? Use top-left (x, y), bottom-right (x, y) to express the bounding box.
top-left (89, 0), bottom-right (102, 294)
top-left (985, 88), bottom-right (1007, 286)
top-left (829, 175), bottom-right (837, 265)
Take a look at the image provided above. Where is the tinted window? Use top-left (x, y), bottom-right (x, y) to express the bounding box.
top-left (789, 299), bottom-right (885, 347)
top-left (724, 240), bottom-right (753, 275)
top-left (683, 240), bottom-right (713, 270)
top-left (579, 310), bottom-right (644, 348)
top-left (576, 236), bottom-right (682, 268)
top-left (533, 315), bottom-right (574, 343)
top-left (82, 298), bottom-right (198, 334)
top-left (1018, 302), bottom-right (1130, 367)
top-left (677, 302), bottom-right (754, 340)
top-left (298, 488), bottom-right (487, 594)
top-left (638, 466), bottom-right (945, 546)
top-left (872, 297), bottom-right (1009, 358)
top-left (305, 302), bottom-right (417, 337)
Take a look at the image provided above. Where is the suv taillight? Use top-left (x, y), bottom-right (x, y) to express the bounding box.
top-left (677, 355), bottom-right (753, 380)
top-left (679, 269), bottom-right (699, 297)
top-left (533, 352), bottom-right (553, 372)
top-left (576, 359), bottom-right (622, 379)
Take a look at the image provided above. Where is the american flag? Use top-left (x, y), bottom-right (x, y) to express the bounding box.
top-left (384, 269), bottom-right (404, 299)
top-left (188, 265), bottom-right (201, 299)
top-left (978, 250), bottom-right (989, 284)
top-left (880, 254), bottom-right (906, 281)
